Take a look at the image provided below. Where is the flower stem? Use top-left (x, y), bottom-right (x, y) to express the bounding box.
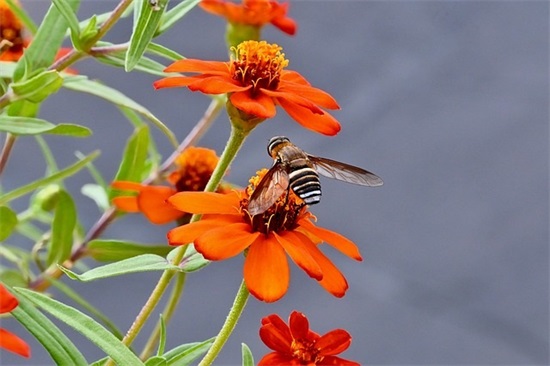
top-left (0, 133), bottom-right (16, 178)
top-left (110, 121), bottom-right (251, 364)
top-left (198, 280), bottom-right (250, 366)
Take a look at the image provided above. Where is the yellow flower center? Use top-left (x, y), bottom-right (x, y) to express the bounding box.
top-left (168, 147), bottom-right (219, 192)
top-left (291, 339), bottom-right (324, 364)
top-left (241, 169), bottom-right (305, 235)
top-left (230, 40), bottom-right (288, 95)
top-left (0, 0), bottom-right (25, 54)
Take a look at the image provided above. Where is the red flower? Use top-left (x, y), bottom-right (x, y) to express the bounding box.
top-left (259, 311), bottom-right (359, 365)
top-left (200, 0), bottom-right (296, 36)
top-left (167, 169), bottom-right (362, 302)
top-left (0, 284), bottom-right (30, 358)
top-left (112, 147), bottom-right (221, 225)
top-left (154, 41), bottom-right (341, 136)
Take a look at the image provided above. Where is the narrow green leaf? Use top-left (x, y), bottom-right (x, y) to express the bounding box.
top-left (47, 190), bottom-right (76, 266)
top-left (241, 343), bottom-right (254, 366)
top-left (62, 76), bottom-right (178, 147)
top-left (126, 0), bottom-right (168, 71)
top-left (5, 0), bottom-right (38, 34)
top-left (0, 61), bottom-right (17, 78)
top-left (6, 99), bottom-right (40, 118)
top-left (47, 123), bottom-right (92, 137)
top-left (10, 288), bottom-right (88, 365)
top-left (0, 206), bottom-right (18, 241)
top-left (52, 0), bottom-right (82, 49)
top-left (111, 125), bottom-right (150, 187)
top-left (163, 338), bottom-right (215, 366)
top-left (81, 184), bottom-right (109, 211)
top-left (96, 51), bottom-right (171, 76)
top-left (79, 15), bottom-right (99, 45)
top-left (48, 278), bottom-right (124, 339)
top-left (11, 70), bottom-right (64, 103)
top-left (87, 239), bottom-right (173, 262)
top-left (14, 0), bottom-right (80, 80)
top-left (59, 254), bottom-right (181, 281)
top-left (157, 315), bottom-right (167, 356)
top-left (146, 356), bottom-right (167, 366)
top-left (15, 288), bottom-right (145, 366)
top-left (147, 43), bottom-right (184, 62)
top-left (167, 246), bottom-right (210, 273)
top-left (158, 0), bottom-right (200, 35)
top-left (0, 151), bottom-right (99, 205)
top-left (35, 135), bottom-right (60, 174)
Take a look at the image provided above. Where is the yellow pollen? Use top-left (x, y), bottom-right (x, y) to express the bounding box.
top-left (230, 40), bottom-right (288, 93)
top-left (168, 147), bottom-right (219, 192)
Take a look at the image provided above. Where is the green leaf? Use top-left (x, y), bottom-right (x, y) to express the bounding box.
top-left (48, 278), bottom-right (124, 339)
top-left (0, 61), bottom-right (17, 78)
top-left (146, 356), bottom-right (167, 366)
top-left (10, 288), bottom-right (88, 365)
top-left (62, 76), bottom-right (178, 147)
top-left (14, 0), bottom-right (80, 80)
top-left (11, 70), bottom-right (64, 103)
top-left (47, 123), bottom-right (92, 137)
top-left (87, 239), bottom-right (173, 262)
top-left (0, 116), bottom-right (90, 136)
top-left (6, 99), bottom-right (40, 118)
top-left (111, 125), bottom-right (150, 187)
top-left (241, 343), bottom-right (254, 366)
top-left (52, 0), bottom-right (82, 49)
top-left (163, 338), bottom-right (215, 366)
top-left (0, 206), bottom-right (18, 241)
top-left (147, 43), bottom-right (184, 62)
top-left (81, 184), bottom-right (109, 211)
top-left (46, 190), bottom-right (77, 266)
top-left (158, 0), bottom-right (200, 35)
top-left (126, 0), bottom-right (168, 71)
top-left (0, 151), bottom-right (99, 205)
top-left (14, 288), bottom-right (145, 366)
top-left (157, 315), bottom-right (167, 356)
top-left (167, 246), bottom-right (210, 273)
top-left (60, 254), bottom-right (181, 281)
top-left (96, 51), bottom-right (172, 77)
top-left (35, 135), bottom-right (60, 174)
top-left (79, 15), bottom-right (99, 45)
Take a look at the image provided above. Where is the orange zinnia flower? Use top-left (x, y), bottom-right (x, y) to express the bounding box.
top-left (0, 0), bottom-right (28, 61)
top-left (0, 284), bottom-right (30, 358)
top-left (200, 0), bottom-right (297, 36)
top-left (153, 41), bottom-right (341, 136)
top-left (258, 311), bottom-right (359, 366)
top-left (112, 147), bottom-right (221, 225)
top-left (167, 169), bottom-right (362, 302)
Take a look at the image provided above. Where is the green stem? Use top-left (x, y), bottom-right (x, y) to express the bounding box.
top-left (109, 123), bottom-right (251, 365)
top-left (139, 272), bottom-right (187, 360)
top-left (198, 280), bottom-right (250, 366)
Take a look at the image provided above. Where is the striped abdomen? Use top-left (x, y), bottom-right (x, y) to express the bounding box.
top-left (288, 163), bottom-right (322, 205)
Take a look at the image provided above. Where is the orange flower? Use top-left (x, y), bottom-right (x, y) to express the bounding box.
top-left (0, 0), bottom-right (28, 61)
top-left (0, 284), bottom-right (30, 358)
top-left (153, 41), bottom-right (341, 136)
top-left (258, 311), bottom-right (359, 366)
top-left (112, 147), bottom-right (221, 225)
top-left (200, 0), bottom-right (297, 36)
top-left (167, 169), bottom-right (362, 302)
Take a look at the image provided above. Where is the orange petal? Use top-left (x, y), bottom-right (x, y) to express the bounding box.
top-left (111, 181), bottom-right (144, 192)
top-left (292, 231), bottom-right (349, 297)
top-left (188, 75), bottom-right (249, 94)
top-left (275, 232), bottom-right (322, 280)
top-left (271, 14), bottom-right (297, 35)
top-left (244, 235), bottom-right (289, 302)
top-left (0, 329), bottom-right (30, 357)
top-left (137, 186), bottom-right (182, 224)
top-left (278, 98), bottom-right (341, 136)
top-left (319, 356), bottom-right (360, 366)
top-left (195, 223), bottom-right (259, 260)
top-left (262, 89), bottom-right (323, 114)
top-left (112, 196), bottom-right (140, 213)
top-left (0, 285), bottom-right (18, 313)
top-left (289, 310), bottom-right (310, 340)
top-left (259, 315), bottom-right (292, 352)
top-left (280, 70), bottom-right (311, 85)
top-left (230, 90), bottom-right (276, 118)
top-left (164, 59), bottom-right (229, 75)
top-left (278, 80), bottom-right (340, 109)
top-left (257, 352), bottom-right (295, 366)
top-left (167, 217), bottom-right (234, 245)
top-left (167, 191), bottom-right (241, 215)
top-left (298, 219), bottom-right (362, 261)
top-left (153, 76), bottom-right (202, 89)
top-left (316, 329), bottom-right (352, 356)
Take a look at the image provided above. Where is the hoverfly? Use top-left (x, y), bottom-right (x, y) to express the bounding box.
top-left (247, 136), bottom-right (383, 215)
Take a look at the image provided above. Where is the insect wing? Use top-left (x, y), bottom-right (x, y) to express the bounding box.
top-left (247, 164), bottom-right (290, 215)
top-left (308, 155), bottom-right (383, 187)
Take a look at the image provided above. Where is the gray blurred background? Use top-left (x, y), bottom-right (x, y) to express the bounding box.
top-left (2, 1), bottom-right (548, 365)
